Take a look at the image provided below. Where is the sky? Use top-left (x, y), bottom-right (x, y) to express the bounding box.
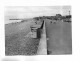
top-left (5, 6), bottom-right (71, 24)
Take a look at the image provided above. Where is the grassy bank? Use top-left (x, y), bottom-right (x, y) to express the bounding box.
top-left (45, 19), bottom-right (72, 55)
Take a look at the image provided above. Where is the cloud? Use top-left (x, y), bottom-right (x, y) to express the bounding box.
top-left (5, 6), bottom-right (71, 19)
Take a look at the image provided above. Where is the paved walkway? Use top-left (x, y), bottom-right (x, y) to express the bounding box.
top-left (37, 21), bottom-right (47, 55)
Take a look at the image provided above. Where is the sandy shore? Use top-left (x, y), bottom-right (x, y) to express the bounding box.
top-left (5, 20), bottom-right (40, 55)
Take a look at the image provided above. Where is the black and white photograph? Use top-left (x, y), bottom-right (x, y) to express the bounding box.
top-left (5, 6), bottom-right (72, 55)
